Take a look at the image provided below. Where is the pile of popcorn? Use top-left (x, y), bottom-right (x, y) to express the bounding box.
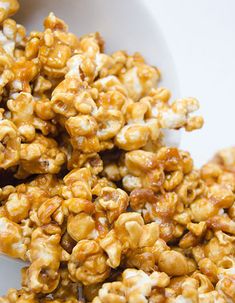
top-left (0, 1), bottom-right (235, 302)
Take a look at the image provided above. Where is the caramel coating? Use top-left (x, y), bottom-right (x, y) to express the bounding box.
top-left (23, 225), bottom-right (62, 293)
top-left (16, 134), bottom-right (66, 179)
top-left (68, 239), bottom-right (110, 285)
top-left (0, 117), bottom-right (20, 169)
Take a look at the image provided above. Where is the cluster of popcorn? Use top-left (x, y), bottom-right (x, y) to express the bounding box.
top-left (1, 1), bottom-right (234, 303)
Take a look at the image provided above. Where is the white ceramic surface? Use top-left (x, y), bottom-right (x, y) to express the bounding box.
top-left (0, 0), bottom-right (180, 294)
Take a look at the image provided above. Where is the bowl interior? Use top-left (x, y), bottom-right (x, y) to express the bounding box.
top-left (0, 0), bottom-right (180, 294)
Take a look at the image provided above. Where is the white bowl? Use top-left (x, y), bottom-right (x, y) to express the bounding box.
top-left (0, 0), bottom-right (179, 294)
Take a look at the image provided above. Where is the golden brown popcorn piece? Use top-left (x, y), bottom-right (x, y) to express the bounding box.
top-left (196, 231), bottom-right (235, 265)
top-left (62, 33), bottom-right (103, 84)
top-left (62, 167), bottom-right (94, 200)
top-left (52, 70), bottom-right (125, 154)
top-left (198, 258), bottom-right (218, 284)
top-left (92, 281), bottom-right (126, 303)
top-left (67, 211), bottom-right (97, 242)
top-left (68, 239), bottom-right (110, 285)
top-left (0, 184), bottom-right (15, 200)
top-left (118, 54), bottom-right (160, 101)
top-left (16, 134), bottom-right (66, 178)
top-left (216, 256), bottom-right (235, 279)
top-left (199, 291), bottom-right (227, 303)
top-left (0, 45), bottom-right (14, 96)
top-left (100, 212), bottom-right (160, 268)
top-left (158, 250), bottom-right (196, 276)
top-left (65, 207), bottom-right (104, 248)
top-left (60, 168), bottom-right (115, 242)
top-left (0, 175), bottom-right (62, 227)
top-left (208, 183), bottom-right (235, 209)
top-left (72, 33), bottom-right (125, 82)
top-left (171, 277), bottom-right (199, 303)
top-left (37, 196), bottom-right (63, 226)
top-left (0, 18), bottom-right (27, 94)
top-left (114, 101), bottom-right (160, 151)
top-left (79, 32), bottom-right (104, 57)
top-left (95, 106), bottom-right (124, 142)
top-left (130, 188), bottom-right (182, 242)
top-left (75, 152), bottom-right (103, 174)
top-left (121, 149), bottom-right (164, 191)
top-left (207, 214), bottom-right (235, 235)
top-left (177, 169), bottom-right (205, 205)
top-left (0, 287), bottom-right (82, 303)
top-left (16, 174), bottom-right (63, 223)
top-left (0, 288), bottom-right (38, 303)
top-left (190, 183), bottom-right (234, 223)
top-left (33, 75), bottom-right (53, 96)
top-left (7, 93), bottom-right (57, 141)
top-left (94, 187), bottom-right (129, 224)
top-left (115, 89), bottom-right (203, 151)
top-left (65, 114), bottom-right (101, 153)
top-left (0, 117), bottom-right (20, 169)
top-left (201, 147), bottom-right (235, 188)
top-left (190, 197), bottom-right (218, 222)
top-left (93, 75), bottom-right (127, 96)
top-left (213, 146), bottom-right (235, 172)
top-left (23, 225), bottom-right (62, 293)
top-left (142, 89), bottom-right (204, 130)
top-left (0, 0), bottom-right (19, 24)
top-left (120, 147), bottom-right (190, 193)
top-left (9, 58), bottom-right (39, 94)
top-left (124, 246), bottom-right (158, 273)
top-left (63, 173), bottom-right (115, 242)
top-left (26, 13), bottom-right (79, 78)
top-left (114, 212), bottom-right (159, 250)
top-left (191, 272), bottom-right (214, 294)
top-left (29, 173), bottom-right (62, 193)
top-left (59, 132), bottom-right (103, 172)
top-left (92, 268), bottom-right (170, 303)
top-left (52, 76), bottom-right (98, 118)
top-left (1, 190), bottom-right (31, 223)
top-left (96, 50), bottom-right (127, 79)
top-left (0, 216), bottom-right (27, 259)
top-left (201, 162), bottom-right (224, 185)
top-left (216, 275), bottom-right (235, 303)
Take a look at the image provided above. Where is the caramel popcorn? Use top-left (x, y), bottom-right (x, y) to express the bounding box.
top-left (68, 239), bottom-right (110, 285)
top-left (22, 225), bottom-right (62, 293)
top-left (0, 0), bottom-right (19, 24)
top-left (16, 134), bottom-right (66, 179)
top-left (92, 268), bottom-right (170, 303)
top-left (0, 116), bottom-right (20, 169)
top-left (100, 212), bottom-right (161, 268)
top-left (1, 2), bottom-right (234, 303)
top-left (113, 147), bottom-right (194, 192)
top-left (0, 216), bottom-right (27, 259)
top-left (7, 93), bottom-right (57, 141)
top-left (94, 187), bottom-right (129, 224)
top-left (0, 287), bottom-right (81, 303)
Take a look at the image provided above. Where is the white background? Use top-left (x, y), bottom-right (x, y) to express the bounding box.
top-left (146, 0), bottom-right (235, 167)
